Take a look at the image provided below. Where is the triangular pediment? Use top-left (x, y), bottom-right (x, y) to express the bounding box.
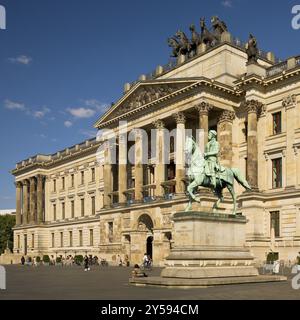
top-left (94, 79), bottom-right (200, 128)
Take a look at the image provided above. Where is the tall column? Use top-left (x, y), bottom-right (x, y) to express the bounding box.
top-left (103, 140), bottom-right (112, 209)
top-left (29, 177), bottom-right (36, 224)
top-left (22, 180), bottom-right (29, 225)
top-left (15, 182), bottom-right (22, 226)
top-left (217, 110), bottom-right (235, 168)
top-left (195, 100), bottom-right (213, 151)
top-left (153, 120), bottom-right (166, 198)
top-left (246, 100), bottom-right (262, 190)
top-left (173, 112), bottom-right (186, 195)
top-left (283, 94), bottom-right (297, 188)
top-left (37, 175), bottom-right (44, 224)
top-left (134, 129), bottom-right (144, 202)
top-left (119, 134), bottom-right (127, 205)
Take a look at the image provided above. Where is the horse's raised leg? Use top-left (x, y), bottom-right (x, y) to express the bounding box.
top-left (227, 184), bottom-right (237, 215)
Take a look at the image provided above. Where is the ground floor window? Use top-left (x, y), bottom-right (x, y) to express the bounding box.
top-left (270, 211), bottom-right (280, 238)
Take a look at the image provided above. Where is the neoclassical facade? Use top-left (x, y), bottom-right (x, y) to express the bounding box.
top-left (11, 28), bottom-right (300, 266)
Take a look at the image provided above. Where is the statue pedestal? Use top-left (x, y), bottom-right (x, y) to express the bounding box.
top-left (130, 212), bottom-right (286, 287)
top-left (161, 212), bottom-right (258, 279)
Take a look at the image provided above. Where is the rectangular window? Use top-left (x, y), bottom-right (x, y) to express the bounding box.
top-left (108, 222), bottom-right (113, 243)
top-left (17, 235), bottom-right (20, 248)
top-left (62, 177), bottom-right (65, 190)
top-left (79, 230), bottom-right (83, 246)
top-left (69, 231), bottom-right (73, 247)
top-left (273, 112), bottom-right (282, 135)
top-left (31, 234), bottom-right (34, 249)
top-left (91, 196), bottom-right (95, 215)
top-left (71, 200), bottom-right (75, 218)
top-left (62, 202), bottom-right (65, 220)
top-left (81, 199), bottom-right (85, 217)
top-left (270, 211), bottom-right (280, 238)
top-left (90, 229), bottom-right (94, 246)
top-left (81, 171), bottom-right (84, 185)
top-left (53, 179), bottom-right (56, 192)
top-left (53, 204), bottom-right (57, 221)
top-left (272, 158), bottom-right (282, 189)
top-left (60, 232), bottom-right (63, 248)
top-left (91, 168), bottom-right (95, 182)
top-left (51, 233), bottom-right (55, 248)
top-left (71, 174), bottom-right (74, 188)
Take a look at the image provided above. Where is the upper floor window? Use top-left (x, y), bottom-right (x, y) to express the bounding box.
top-left (91, 196), bottom-right (96, 215)
top-left (81, 199), bottom-right (85, 217)
top-left (62, 202), bottom-right (65, 220)
top-left (272, 112), bottom-right (282, 135)
top-left (272, 158), bottom-right (282, 189)
top-left (71, 174), bottom-right (74, 188)
top-left (62, 177), bottom-right (65, 190)
top-left (90, 229), bottom-right (94, 246)
top-left (53, 204), bottom-right (57, 221)
top-left (81, 171), bottom-right (84, 185)
top-left (31, 234), bottom-right (35, 248)
top-left (53, 179), bottom-right (56, 192)
top-left (71, 200), bottom-right (75, 219)
top-left (91, 168), bottom-right (95, 182)
top-left (270, 211), bottom-right (280, 238)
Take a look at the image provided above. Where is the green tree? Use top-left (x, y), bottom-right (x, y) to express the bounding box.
top-left (0, 215), bottom-right (16, 254)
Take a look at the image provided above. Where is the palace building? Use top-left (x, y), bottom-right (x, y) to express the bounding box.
top-left (10, 18), bottom-right (300, 266)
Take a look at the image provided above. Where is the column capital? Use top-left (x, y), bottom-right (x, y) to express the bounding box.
top-left (173, 112), bottom-right (186, 124)
top-left (153, 119), bottom-right (165, 130)
top-left (218, 110), bottom-right (236, 124)
top-left (194, 100), bottom-right (213, 115)
top-left (245, 99), bottom-right (263, 114)
top-left (22, 179), bottom-right (29, 186)
top-left (14, 181), bottom-right (23, 188)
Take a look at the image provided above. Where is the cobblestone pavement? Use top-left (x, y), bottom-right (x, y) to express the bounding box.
top-left (0, 265), bottom-right (299, 300)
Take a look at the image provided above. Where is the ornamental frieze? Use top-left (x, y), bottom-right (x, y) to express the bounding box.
top-left (114, 83), bottom-right (188, 117)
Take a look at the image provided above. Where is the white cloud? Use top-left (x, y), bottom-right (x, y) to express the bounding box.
top-left (33, 107), bottom-right (51, 119)
top-left (4, 99), bottom-right (25, 110)
top-left (64, 120), bottom-right (73, 128)
top-left (9, 55), bottom-right (32, 65)
top-left (84, 99), bottom-right (109, 112)
top-left (222, 0), bottom-right (232, 7)
top-left (67, 107), bottom-right (96, 119)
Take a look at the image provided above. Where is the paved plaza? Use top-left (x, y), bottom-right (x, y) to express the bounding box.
top-left (0, 265), bottom-right (299, 300)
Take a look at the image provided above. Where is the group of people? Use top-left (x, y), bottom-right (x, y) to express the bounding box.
top-left (116, 254), bottom-right (130, 267)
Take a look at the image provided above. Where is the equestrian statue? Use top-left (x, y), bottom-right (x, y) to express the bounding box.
top-left (185, 130), bottom-right (252, 214)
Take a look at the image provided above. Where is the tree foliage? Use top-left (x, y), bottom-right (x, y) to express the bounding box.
top-left (0, 215), bottom-right (15, 254)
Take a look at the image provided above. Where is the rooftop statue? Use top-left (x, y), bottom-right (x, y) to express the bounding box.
top-left (168, 37), bottom-right (181, 58)
top-left (200, 18), bottom-right (218, 48)
top-left (185, 131), bottom-right (252, 214)
top-left (211, 16), bottom-right (228, 40)
top-left (189, 24), bottom-right (201, 56)
top-left (175, 30), bottom-right (191, 56)
top-left (246, 33), bottom-right (259, 63)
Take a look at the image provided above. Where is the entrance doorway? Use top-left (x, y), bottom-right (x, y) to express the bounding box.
top-left (146, 236), bottom-right (153, 259)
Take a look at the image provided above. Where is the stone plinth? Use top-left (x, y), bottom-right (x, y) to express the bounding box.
top-left (130, 211), bottom-right (287, 287)
top-left (161, 212), bottom-right (258, 279)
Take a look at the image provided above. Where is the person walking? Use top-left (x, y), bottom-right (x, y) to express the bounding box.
top-left (84, 255), bottom-right (90, 271)
top-left (21, 256), bottom-right (25, 265)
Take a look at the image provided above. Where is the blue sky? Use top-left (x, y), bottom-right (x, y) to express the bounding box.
top-left (0, 0), bottom-right (299, 209)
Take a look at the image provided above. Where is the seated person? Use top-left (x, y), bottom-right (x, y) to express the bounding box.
top-left (131, 264), bottom-right (148, 278)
